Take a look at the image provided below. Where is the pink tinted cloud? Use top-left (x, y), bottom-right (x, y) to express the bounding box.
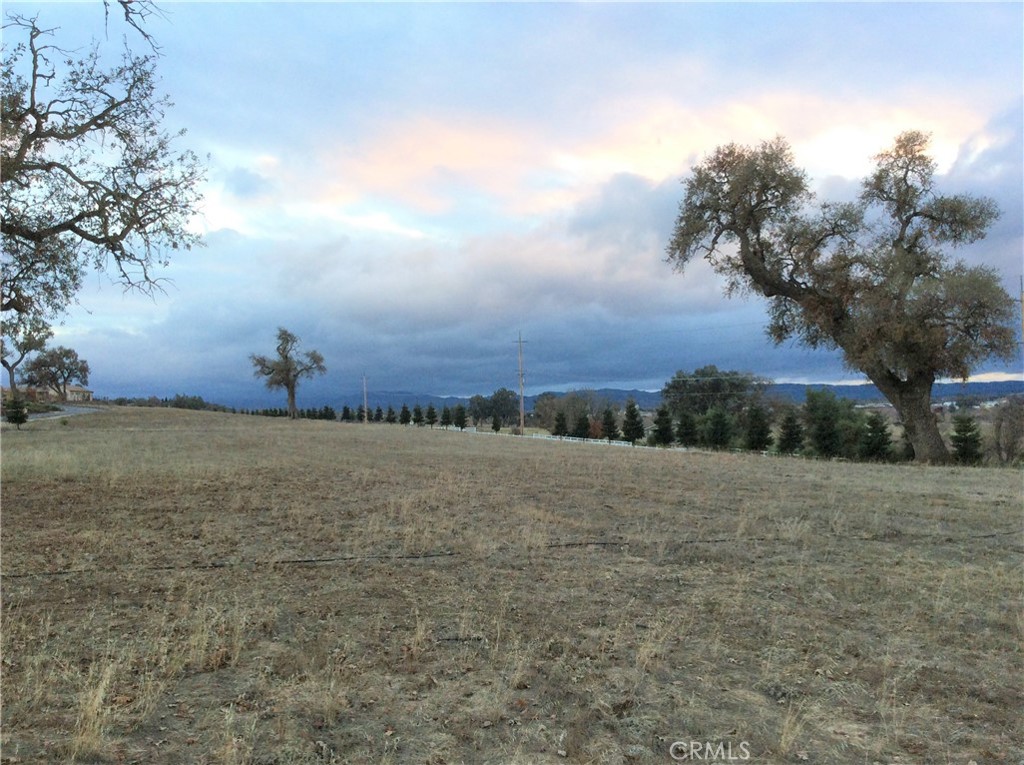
top-left (317, 115), bottom-right (546, 215)
top-left (231, 87), bottom-right (995, 241)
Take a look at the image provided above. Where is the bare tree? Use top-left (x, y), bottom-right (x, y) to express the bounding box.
top-left (250, 328), bottom-right (327, 419)
top-left (103, 0), bottom-right (164, 48)
top-left (1, 13), bottom-right (204, 321)
top-left (992, 397), bottom-right (1024, 464)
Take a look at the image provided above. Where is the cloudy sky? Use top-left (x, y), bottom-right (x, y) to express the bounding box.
top-left (8, 1), bottom-right (1023, 406)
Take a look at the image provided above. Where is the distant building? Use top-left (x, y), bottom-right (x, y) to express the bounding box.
top-left (1, 385), bottom-right (93, 402)
top-left (65, 385), bottom-right (94, 402)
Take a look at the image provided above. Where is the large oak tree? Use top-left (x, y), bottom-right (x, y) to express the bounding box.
top-left (21, 345), bottom-right (89, 401)
top-left (661, 365), bottom-right (768, 418)
top-left (666, 132), bottom-right (1016, 462)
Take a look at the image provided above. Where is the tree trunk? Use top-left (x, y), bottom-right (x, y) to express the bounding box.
top-left (286, 385), bottom-right (298, 419)
top-left (867, 369), bottom-right (949, 463)
top-left (3, 361), bottom-right (17, 394)
top-left (894, 390), bottom-right (949, 463)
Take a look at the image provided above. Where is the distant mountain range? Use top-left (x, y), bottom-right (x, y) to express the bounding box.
top-left (324, 380), bottom-right (1022, 412)
top-left (764, 380), bottom-right (1024, 405)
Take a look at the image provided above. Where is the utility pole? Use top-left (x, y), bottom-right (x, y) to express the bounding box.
top-left (363, 374), bottom-right (369, 424)
top-left (517, 332), bottom-right (526, 434)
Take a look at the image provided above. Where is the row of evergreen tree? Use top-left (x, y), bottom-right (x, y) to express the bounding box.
top-left (236, 390), bottom-right (986, 464)
top-left (549, 400), bottom-right (647, 443)
top-left (633, 389), bottom-right (985, 464)
top-left (240, 402), bottom-right (474, 429)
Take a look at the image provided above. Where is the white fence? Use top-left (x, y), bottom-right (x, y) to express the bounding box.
top-left (458, 427), bottom-right (676, 452)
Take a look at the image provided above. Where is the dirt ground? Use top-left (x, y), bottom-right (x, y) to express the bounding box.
top-left (2, 407), bottom-right (1021, 764)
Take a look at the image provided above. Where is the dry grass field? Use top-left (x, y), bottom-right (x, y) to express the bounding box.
top-left (1, 407), bottom-right (1021, 764)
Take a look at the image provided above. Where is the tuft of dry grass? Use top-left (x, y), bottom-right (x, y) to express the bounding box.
top-left (67, 657), bottom-right (118, 761)
top-left (2, 406), bottom-right (1021, 763)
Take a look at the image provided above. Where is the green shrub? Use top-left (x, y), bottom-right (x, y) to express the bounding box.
top-left (951, 413), bottom-right (983, 465)
top-left (776, 410), bottom-right (804, 455)
top-left (4, 397), bottom-right (28, 430)
top-left (858, 411), bottom-right (893, 461)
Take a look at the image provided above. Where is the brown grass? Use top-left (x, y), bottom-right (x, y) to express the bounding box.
top-left (1, 406), bottom-right (1021, 764)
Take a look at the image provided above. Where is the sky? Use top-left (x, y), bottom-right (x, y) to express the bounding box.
top-left (6, 1), bottom-right (1024, 407)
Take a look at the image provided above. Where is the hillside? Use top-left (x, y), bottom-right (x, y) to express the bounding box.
top-left (765, 379), bottom-right (1024, 405)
